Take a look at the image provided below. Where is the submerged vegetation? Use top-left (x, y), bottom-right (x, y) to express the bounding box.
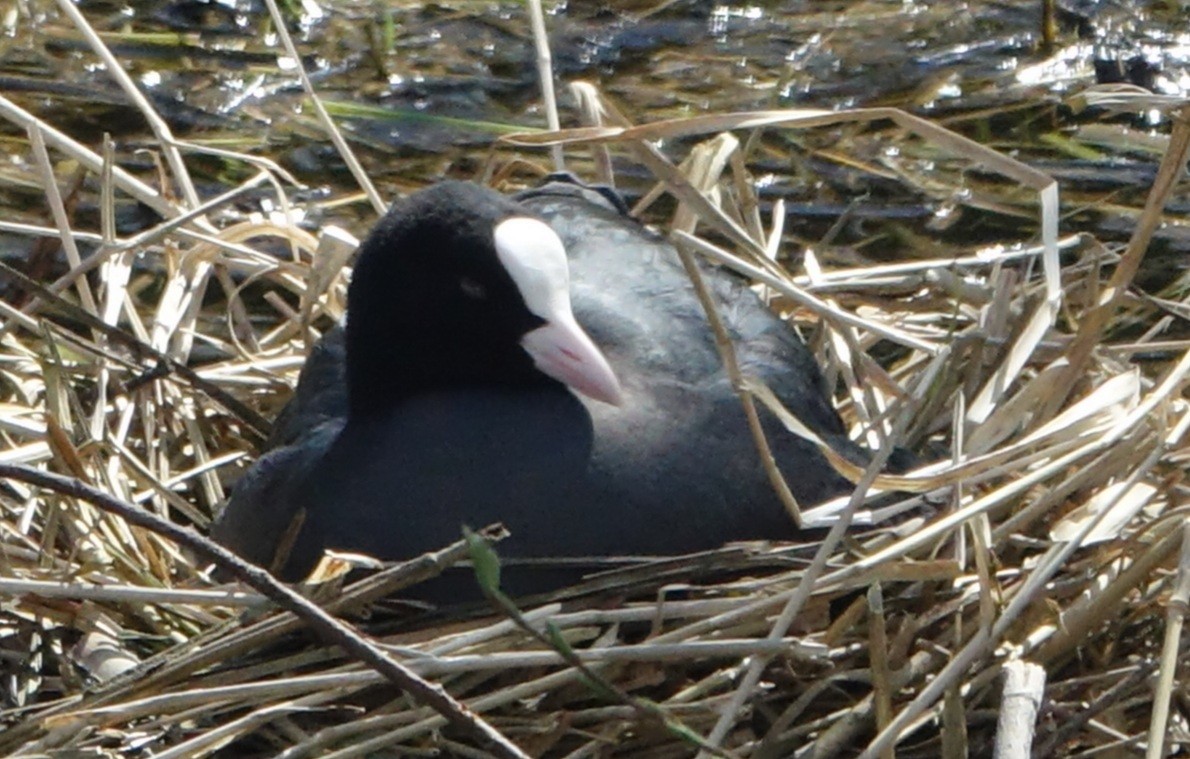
top-left (0, 0), bottom-right (1189, 756)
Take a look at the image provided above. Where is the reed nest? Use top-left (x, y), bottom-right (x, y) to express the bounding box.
top-left (1, 5), bottom-right (1189, 758)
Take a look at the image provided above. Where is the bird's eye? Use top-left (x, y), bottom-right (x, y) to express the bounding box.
top-left (459, 277), bottom-right (487, 300)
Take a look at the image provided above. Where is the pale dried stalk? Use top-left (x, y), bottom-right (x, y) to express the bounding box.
top-left (1143, 519), bottom-right (1190, 759)
top-left (992, 658), bottom-right (1047, 759)
top-left (527, 0), bottom-right (564, 171)
top-left (53, 0), bottom-right (200, 209)
top-left (258, 0), bottom-right (384, 215)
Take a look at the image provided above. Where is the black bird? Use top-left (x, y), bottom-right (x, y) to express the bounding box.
top-left (212, 178), bottom-right (865, 592)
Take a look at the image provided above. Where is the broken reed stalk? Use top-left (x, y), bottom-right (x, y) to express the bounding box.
top-left (992, 659), bottom-right (1046, 759)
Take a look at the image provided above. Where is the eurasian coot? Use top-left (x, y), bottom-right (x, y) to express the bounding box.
top-left (212, 178), bottom-right (867, 592)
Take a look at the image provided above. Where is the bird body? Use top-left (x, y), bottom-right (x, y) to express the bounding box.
top-left (213, 178), bottom-right (862, 591)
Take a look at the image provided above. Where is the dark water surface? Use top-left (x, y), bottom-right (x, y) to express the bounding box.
top-left (1, 2), bottom-right (1182, 177)
top-left (2, 0), bottom-right (1190, 269)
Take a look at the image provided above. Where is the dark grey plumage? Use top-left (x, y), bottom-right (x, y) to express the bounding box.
top-left (213, 178), bottom-right (868, 593)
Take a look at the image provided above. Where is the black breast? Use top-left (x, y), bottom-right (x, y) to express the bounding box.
top-left (285, 387), bottom-right (593, 580)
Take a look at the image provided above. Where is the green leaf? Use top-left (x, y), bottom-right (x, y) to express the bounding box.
top-left (463, 526), bottom-right (501, 592)
top-left (320, 101), bottom-right (533, 136)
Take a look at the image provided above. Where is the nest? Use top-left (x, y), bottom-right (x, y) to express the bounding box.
top-left (1, 5), bottom-right (1189, 758)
